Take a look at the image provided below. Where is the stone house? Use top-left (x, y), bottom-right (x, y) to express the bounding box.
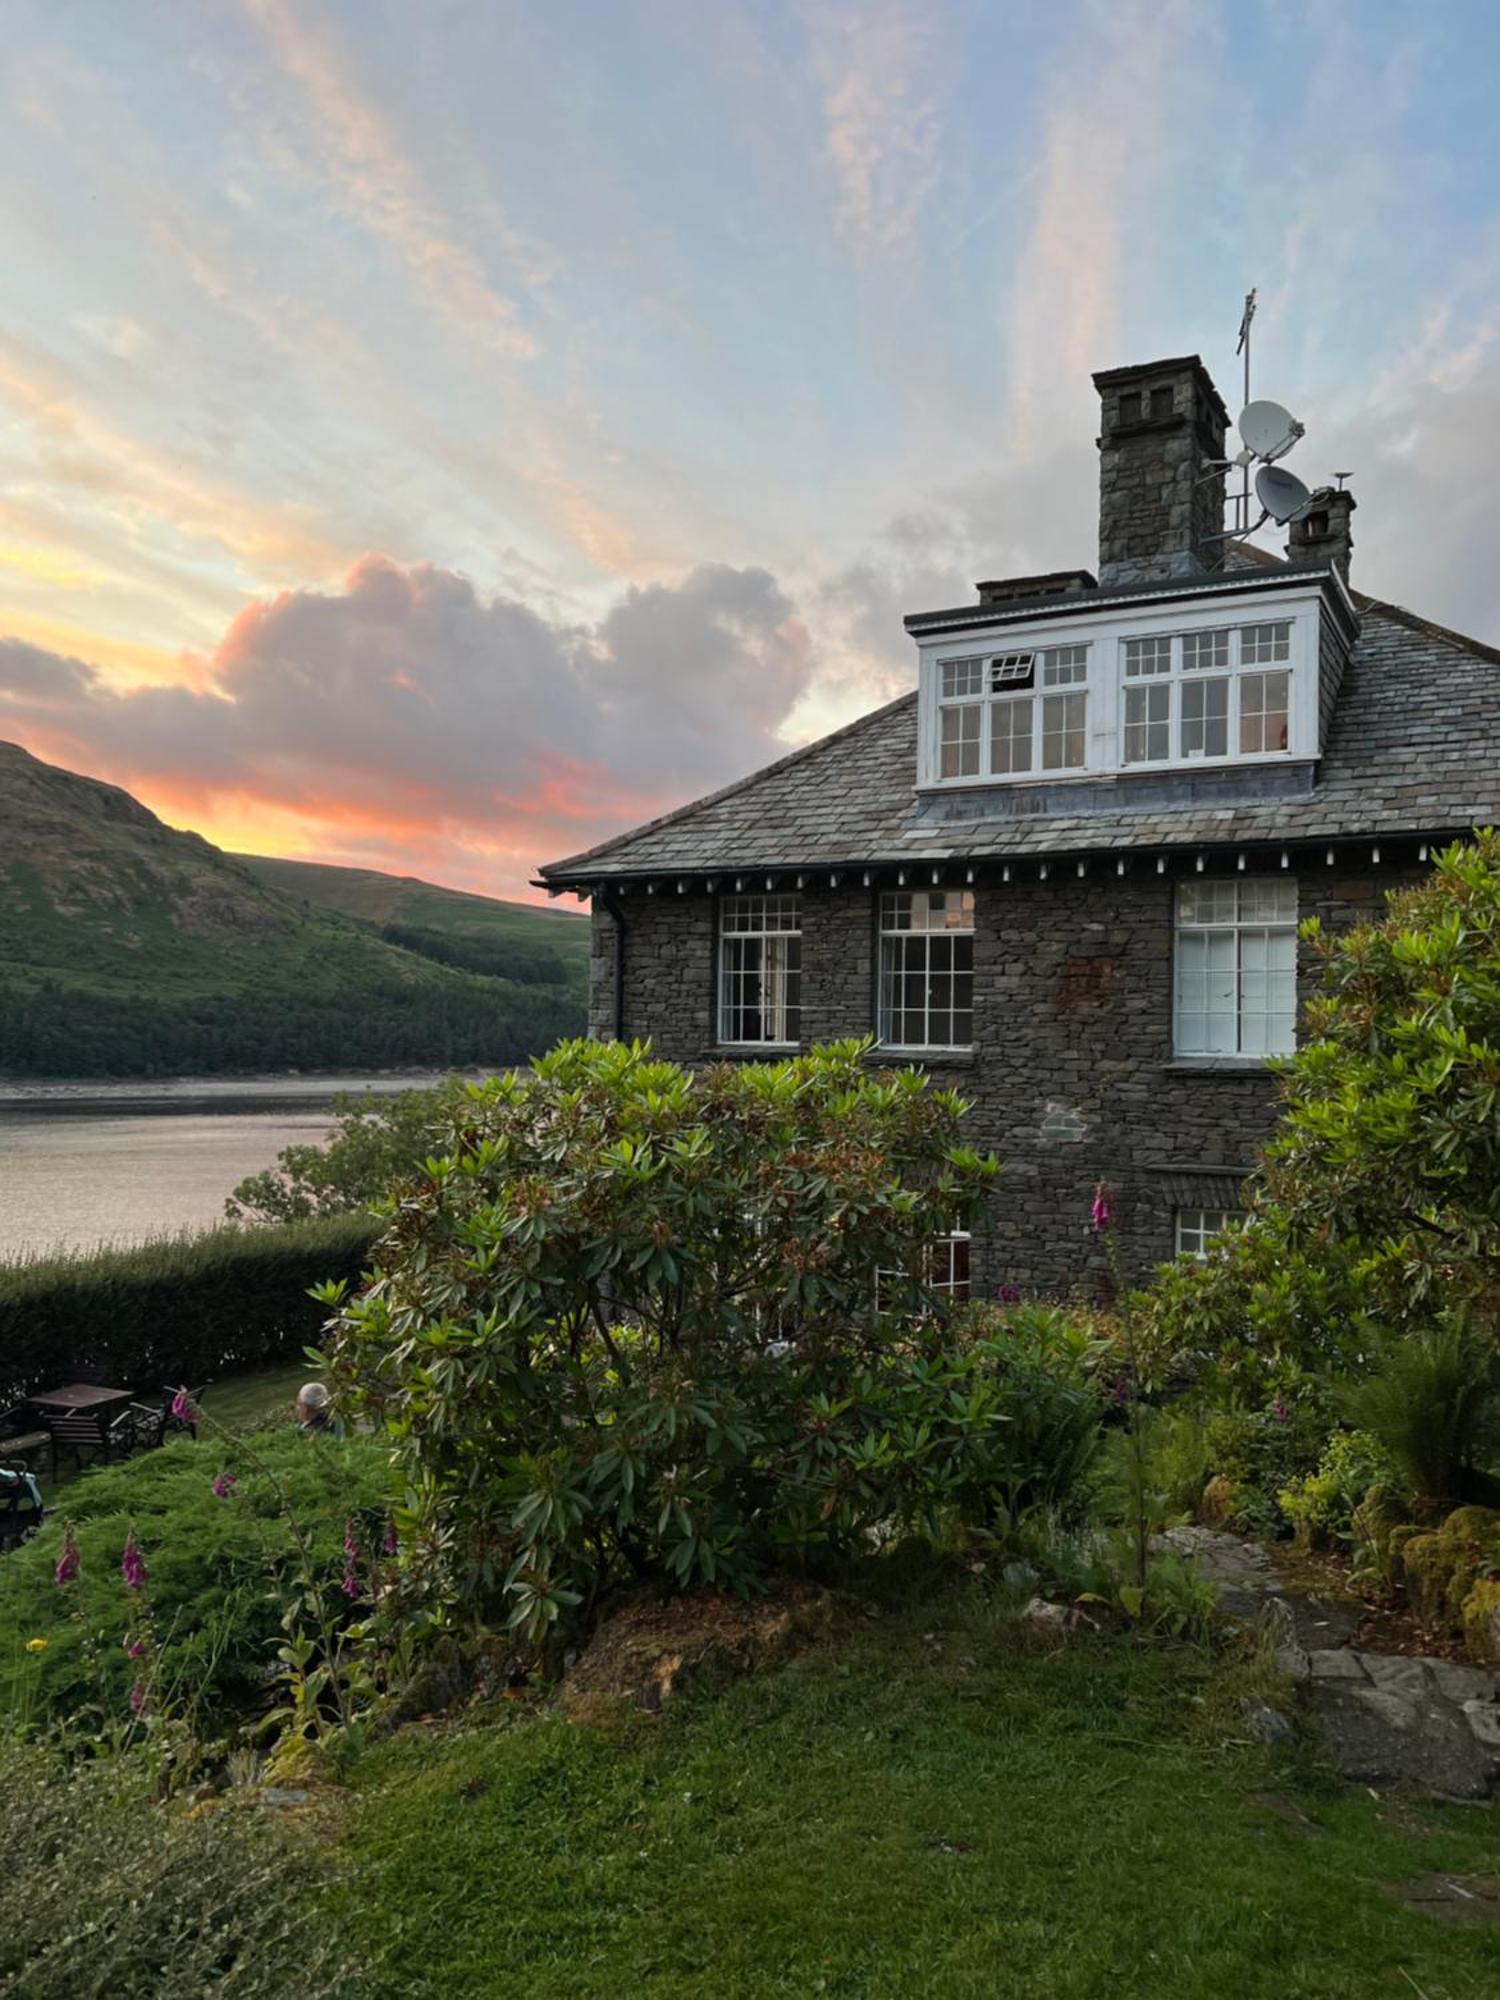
top-left (539, 354), bottom-right (1500, 1299)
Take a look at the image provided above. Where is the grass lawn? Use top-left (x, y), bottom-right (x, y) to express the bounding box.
top-left (198, 1362), bottom-right (311, 1433)
top-left (335, 1570), bottom-right (1500, 2000)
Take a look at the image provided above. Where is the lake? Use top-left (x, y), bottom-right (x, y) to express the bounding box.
top-left (0, 1075), bottom-right (454, 1261)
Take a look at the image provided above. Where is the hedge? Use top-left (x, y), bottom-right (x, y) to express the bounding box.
top-left (0, 1215), bottom-right (379, 1405)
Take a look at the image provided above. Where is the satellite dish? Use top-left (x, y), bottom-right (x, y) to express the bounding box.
top-left (1256, 464), bottom-right (1314, 525)
top-left (1239, 400), bottom-right (1303, 461)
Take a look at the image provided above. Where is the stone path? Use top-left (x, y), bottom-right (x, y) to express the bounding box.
top-left (1162, 1526), bottom-right (1500, 1801)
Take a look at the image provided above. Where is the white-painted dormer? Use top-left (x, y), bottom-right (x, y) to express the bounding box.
top-left (913, 573), bottom-right (1340, 793)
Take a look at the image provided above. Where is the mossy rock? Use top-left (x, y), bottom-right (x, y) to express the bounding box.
top-left (1462, 1577), bottom-right (1500, 1665)
top-left (1351, 1483), bottom-right (1409, 1592)
top-left (1400, 1506), bottom-right (1500, 1630)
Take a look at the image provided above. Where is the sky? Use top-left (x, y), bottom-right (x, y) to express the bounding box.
top-left (1, 0), bottom-right (1498, 902)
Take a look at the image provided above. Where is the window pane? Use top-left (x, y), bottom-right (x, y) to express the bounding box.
top-left (1174, 880), bottom-right (1297, 1056)
top-left (1181, 629), bottom-right (1230, 673)
top-left (881, 889), bottom-right (974, 935)
top-left (1180, 676), bottom-right (1229, 758)
top-left (1041, 644), bottom-right (1088, 687)
top-left (1239, 670), bottom-right (1290, 754)
top-left (990, 698), bottom-right (1033, 775)
top-left (941, 657), bottom-right (983, 699)
top-left (1039, 691), bottom-right (1086, 771)
top-left (1240, 622), bottom-right (1291, 665)
top-left (940, 702), bottom-right (982, 778)
top-left (1124, 682), bottom-right (1170, 763)
top-left (1124, 635), bottom-right (1173, 677)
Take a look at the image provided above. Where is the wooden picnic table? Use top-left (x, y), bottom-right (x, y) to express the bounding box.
top-left (27, 1382), bottom-right (133, 1414)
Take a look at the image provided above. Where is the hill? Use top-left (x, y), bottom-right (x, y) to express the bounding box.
top-left (231, 853), bottom-right (589, 987)
top-left (0, 740), bottom-right (587, 1078)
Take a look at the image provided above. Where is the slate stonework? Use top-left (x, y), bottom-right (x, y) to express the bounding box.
top-left (587, 864), bottom-right (1419, 1297)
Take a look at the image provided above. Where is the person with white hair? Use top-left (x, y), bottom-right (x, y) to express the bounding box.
top-left (295, 1382), bottom-right (332, 1434)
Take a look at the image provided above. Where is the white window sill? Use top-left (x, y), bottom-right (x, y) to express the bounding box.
top-left (1161, 1056), bottom-right (1286, 1073)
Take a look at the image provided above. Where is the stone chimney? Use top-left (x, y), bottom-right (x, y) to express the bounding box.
top-left (1093, 356), bottom-right (1229, 587)
top-left (1287, 486), bottom-right (1355, 581)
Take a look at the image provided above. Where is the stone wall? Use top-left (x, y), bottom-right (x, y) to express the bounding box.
top-left (589, 864), bottom-right (1417, 1298)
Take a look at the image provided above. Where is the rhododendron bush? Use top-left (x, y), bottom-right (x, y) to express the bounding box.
top-left (323, 1039), bottom-right (1016, 1641)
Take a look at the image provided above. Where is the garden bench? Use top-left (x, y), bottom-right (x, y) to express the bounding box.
top-left (32, 1393), bottom-right (138, 1480)
top-left (0, 1404), bottom-right (50, 1468)
top-left (128, 1385), bottom-right (203, 1449)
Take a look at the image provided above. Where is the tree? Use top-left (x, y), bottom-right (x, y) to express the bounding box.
top-left (226, 1083), bottom-right (470, 1223)
top-left (320, 1038), bottom-right (1000, 1641)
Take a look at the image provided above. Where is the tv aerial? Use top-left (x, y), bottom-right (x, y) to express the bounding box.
top-left (1205, 290), bottom-right (1318, 538)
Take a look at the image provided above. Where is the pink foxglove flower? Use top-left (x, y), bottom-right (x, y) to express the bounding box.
top-left (121, 1531), bottom-right (147, 1592)
top-left (54, 1526), bottom-right (80, 1587)
top-left (124, 1634), bottom-right (148, 1659)
top-left (1090, 1183), bottom-right (1113, 1233)
top-left (382, 1520), bottom-right (399, 1557)
top-left (170, 1388), bottom-right (198, 1424)
top-left (129, 1682), bottom-right (147, 1717)
top-left (211, 1472), bottom-right (236, 1499)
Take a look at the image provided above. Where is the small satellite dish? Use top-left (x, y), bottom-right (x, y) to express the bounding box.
top-left (1255, 464), bottom-right (1314, 525)
top-left (1240, 400), bottom-right (1303, 461)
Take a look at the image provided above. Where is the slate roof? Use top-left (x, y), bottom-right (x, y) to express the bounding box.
top-left (540, 589), bottom-right (1500, 885)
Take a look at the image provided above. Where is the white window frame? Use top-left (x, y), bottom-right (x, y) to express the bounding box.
top-left (717, 894), bottom-right (802, 1047)
top-left (1175, 1208), bottom-right (1237, 1259)
top-left (876, 1231), bottom-right (972, 1316)
top-left (1173, 879), bottom-right (1298, 1059)
top-left (916, 580), bottom-right (1326, 791)
top-left (877, 889), bottom-right (974, 1052)
top-left (934, 645), bottom-right (1091, 784)
top-left (1122, 622), bottom-right (1293, 772)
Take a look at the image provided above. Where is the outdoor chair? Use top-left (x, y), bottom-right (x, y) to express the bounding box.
top-left (42, 1405), bottom-right (138, 1481)
top-left (0, 1460), bottom-right (45, 1551)
top-left (129, 1385), bottom-right (203, 1449)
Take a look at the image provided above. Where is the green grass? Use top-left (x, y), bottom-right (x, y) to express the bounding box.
top-left (199, 1362), bottom-right (314, 1432)
top-left (337, 1573), bottom-right (1500, 2000)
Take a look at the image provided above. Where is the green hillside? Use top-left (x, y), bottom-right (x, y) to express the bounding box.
top-left (231, 853), bottom-right (589, 986)
top-left (0, 740), bottom-right (587, 1079)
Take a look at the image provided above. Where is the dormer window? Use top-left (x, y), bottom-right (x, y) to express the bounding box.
top-left (917, 580), bottom-right (1322, 790)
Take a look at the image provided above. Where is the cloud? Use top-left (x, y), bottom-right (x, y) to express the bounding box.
top-left (241, 0), bottom-right (538, 358)
top-left (0, 553), bottom-right (815, 892)
top-left (803, 0), bottom-right (946, 257)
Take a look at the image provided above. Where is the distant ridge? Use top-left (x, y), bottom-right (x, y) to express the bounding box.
top-left (0, 740), bottom-right (586, 1079)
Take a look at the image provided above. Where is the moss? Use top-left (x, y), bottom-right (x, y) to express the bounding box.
top-left (1398, 1506), bottom-right (1500, 1630)
top-left (1350, 1483), bottom-right (1408, 1591)
top-left (1462, 1577), bottom-right (1500, 1665)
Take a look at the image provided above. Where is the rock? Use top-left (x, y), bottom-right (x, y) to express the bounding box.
top-left (1313, 1679), bottom-right (1499, 1799)
top-left (1309, 1649), bottom-right (1368, 1681)
top-left (1432, 1659), bottom-right (1497, 1704)
top-left (257, 1787), bottom-right (313, 1808)
top-left (1242, 1699), bottom-right (1297, 1746)
top-left (1361, 1653), bottom-right (1431, 1701)
top-left (1384, 1873), bottom-right (1500, 1927)
top-left (1401, 1507), bottom-right (1500, 1629)
top-left (1001, 1561), bottom-right (1037, 1589)
top-left (1020, 1596), bottom-right (1079, 1636)
top-left (1462, 1700), bottom-right (1500, 1750)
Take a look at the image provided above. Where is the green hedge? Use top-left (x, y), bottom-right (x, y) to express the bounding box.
top-left (0, 1216), bottom-right (379, 1405)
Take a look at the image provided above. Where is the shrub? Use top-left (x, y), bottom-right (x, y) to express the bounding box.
top-left (225, 1082), bottom-right (469, 1224)
top-left (0, 1216), bottom-right (376, 1404)
top-left (0, 1430), bottom-right (391, 1734)
top-left (325, 1038), bottom-right (1003, 1641)
top-left (0, 1740), bottom-right (362, 1997)
top-left (1200, 1391), bottom-right (1332, 1537)
top-left (1339, 1319), bottom-right (1500, 1511)
top-left (1277, 1429), bottom-right (1404, 1547)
